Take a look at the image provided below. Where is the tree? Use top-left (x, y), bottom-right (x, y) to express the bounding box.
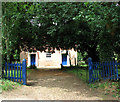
top-left (2, 2), bottom-right (120, 63)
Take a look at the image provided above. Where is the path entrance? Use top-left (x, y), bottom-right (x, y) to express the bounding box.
top-left (1, 69), bottom-right (103, 100)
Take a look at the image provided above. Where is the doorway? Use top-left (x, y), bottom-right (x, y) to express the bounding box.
top-left (31, 54), bottom-right (36, 66)
top-left (62, 54), bottom-right (67, 66)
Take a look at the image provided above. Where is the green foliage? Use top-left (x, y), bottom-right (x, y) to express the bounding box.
top-left (2, 2), bottom-right (120, 63)
top-left (0, 79), bottom-right (21, 91)
top-left (1, 69), bottom-right (32, 91)
top-left (77, 52), bottom-right (88, 67)
top-left (98, 32), bottom-right (114, 62)
top-left (13, 50), bottom-right (19, 60)
top-left (89, 81), bottom-right (120, 98)
top-left (61, 66), bottom-right (88, 82)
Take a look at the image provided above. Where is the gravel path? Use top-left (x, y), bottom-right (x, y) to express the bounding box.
top-left (1, 69), bottom-right (102, 100)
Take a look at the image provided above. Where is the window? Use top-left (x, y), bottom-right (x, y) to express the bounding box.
top-left (46, 53), bottom-right (51, 58)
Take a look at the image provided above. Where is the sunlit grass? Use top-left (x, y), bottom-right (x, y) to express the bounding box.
top-left (61, 66), bottom-right (88, 82)
top-left (1, 69), bottom-right (32, 91)
top-left (118, 69), bottom-right (120, 74)
top-left (67, 68), bottom-right (88, 82)
top-left (3, 68), bottom-right (31, 78)
top-left (0, 79), bottom-right (21, 91)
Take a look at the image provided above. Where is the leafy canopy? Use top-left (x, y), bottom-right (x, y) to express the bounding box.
top-left (2, 2), bottom-right (120, 62)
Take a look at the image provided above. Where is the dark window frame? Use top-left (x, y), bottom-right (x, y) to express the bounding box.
top-left (46, 53), bottom-right (51, 58)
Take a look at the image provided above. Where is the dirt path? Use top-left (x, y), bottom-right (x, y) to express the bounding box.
top-left (1, 69), bottom-right (103, 100)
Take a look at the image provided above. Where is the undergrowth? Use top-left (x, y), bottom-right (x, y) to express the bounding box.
top-left (0, 79), bottom-right (21, 91)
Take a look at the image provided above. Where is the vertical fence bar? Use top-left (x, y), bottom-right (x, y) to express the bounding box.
top-left (93, 64), bottom-right (95, 82)
top-left (8, 63), bottom-right (10, 80)
top-left (94, 63), bottom-right (97, 81)
top-left (100, 63), bottom-right (103, 79)
top-left (98, 62), bottom-right (101, 78)
top-left (96, 63), bottom-right (98, 80)
top-left (17, 63), bottom-right (19, 82)
top-left (11, 64), bottom-right (13, 81)
top-left (103, 62), bottom-right (105, 80)
top-left (105, 62), bottom-right (107, 79)
top-left (5, 62), bottom-right (7, 78)
top-left (22, 59), bottom-right (26, 85)
top-left (20, 63), bottom-right (22, 82)
top-left (88, 57), bottom-right (92, 83)
top-left (110, 61), bottom-right (113, 80)
top-left (92, 66), bottom-right (94, 82)
top-left (113, 61), bottom-right (115, 80)
top-left (107, 62), bottom-right (110, 79)
top-left (14, 63), bottom-right (16, 81)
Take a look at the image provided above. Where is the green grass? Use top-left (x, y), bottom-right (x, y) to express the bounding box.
top-left (67, 68), bottom-right (88, 82)
top-left (62, 66), bottom-right (120, 99)
top-left (27, 69), bottom-right (32, 75)
top-left (0, 79), bottom-right (21, 91)
top-left (1, 69), bottom-right (32, 91)
top-left (3, 68), bottom-right (31, 78)
top-left (3, 70), bottom-right (22, 78)
top-left (88, 68), bottom-right (120, 99)
top-left (118, 68), bottom-right (120, 74)
top-left (77, 61), bottom-right (88, 67)
top-left (61, 66), bottom-right (88, 82)
top-left (89, 80), bottom-right (120, 98)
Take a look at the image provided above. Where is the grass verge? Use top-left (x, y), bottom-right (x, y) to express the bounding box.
top-left (61, 66), bottom-right (120, 99)
top-left (89, 80), bottom-right (120, 99)
top-left (1, 69), bottom-right (32, 91)
top-left (0, 79), bottom-right (21, 91)
top-left (61, 66), bottom-right (88, 83)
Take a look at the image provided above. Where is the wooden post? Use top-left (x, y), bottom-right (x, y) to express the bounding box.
top-left (22, 59), bottom-right (26, 85)
top-left (88, 57), bottom-right (92, 83)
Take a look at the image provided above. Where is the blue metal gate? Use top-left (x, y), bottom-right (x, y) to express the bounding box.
top-left (88, 57), bottom-right (120, 83)
top-left (2, 59), bottom-right (27, 85)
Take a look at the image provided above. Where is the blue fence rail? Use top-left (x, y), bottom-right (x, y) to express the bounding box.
top-left (88, 57), bottom-right (120, 83)
top-left (2, 59), bottom-right (26, 85)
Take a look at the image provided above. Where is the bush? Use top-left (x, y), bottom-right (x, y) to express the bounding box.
top-left (0, 79), bottom-right (21, 91)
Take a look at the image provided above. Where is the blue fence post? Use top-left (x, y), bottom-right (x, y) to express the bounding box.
top-left (5, 62), bottom-right (7, 78)
top-left (88, 57), bottom-right (92, 83)
top-left (22, 59), bottom-right (26, 85)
